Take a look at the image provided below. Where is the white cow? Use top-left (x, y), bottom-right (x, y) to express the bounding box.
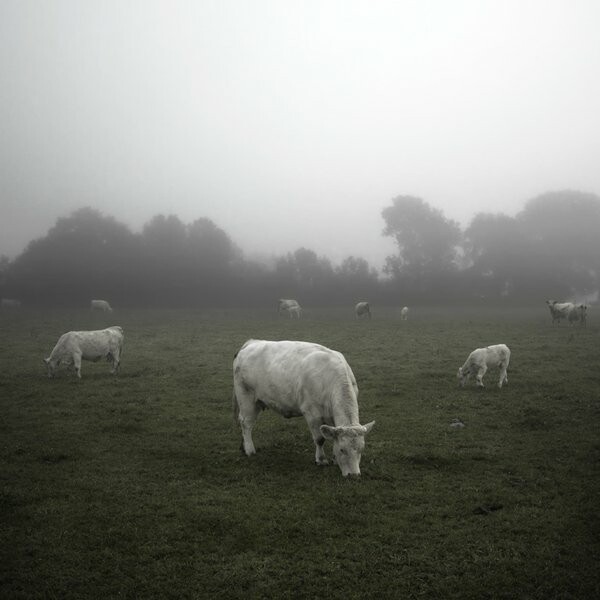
top-left (400, 306), bottom-right (409, 320)
top-left (278, 299), bottom-right (302, 319)
top-left (546, 300), bottom-right (587, 326)
top-left (355, 301), bottom-right (371, 319)
top-left (91, 299), bottom-right (113, 312)
top-left (44, 326), bottom-right (124, 379)
top-left (457, 344), bottom-right (510, 389)
top-left (545, 300), bottom-right (573, 324)
top-left (1, 298), bottom-right (21, 308)
top-left (233, 339), bottom-right (375, 476)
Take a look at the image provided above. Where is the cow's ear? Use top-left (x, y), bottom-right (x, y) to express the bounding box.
top-left (362, 421), bottom-right (375, 435)
top-left (320, 424), bottom-right (338, 440)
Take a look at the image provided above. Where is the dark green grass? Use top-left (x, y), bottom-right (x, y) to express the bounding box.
top-left (1, 306), bottom-right (599, 599)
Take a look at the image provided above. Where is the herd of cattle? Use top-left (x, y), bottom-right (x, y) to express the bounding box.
top-left (0, 295), bottom-right (589, 476)
top-left (278, 298), bottom-right (410, 321)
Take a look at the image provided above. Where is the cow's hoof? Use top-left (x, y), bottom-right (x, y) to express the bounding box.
top-left (240, 444), bottom-right (256, 456)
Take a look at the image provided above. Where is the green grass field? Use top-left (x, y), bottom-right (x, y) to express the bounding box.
top-left (1, 306), bottom-right (599, 599)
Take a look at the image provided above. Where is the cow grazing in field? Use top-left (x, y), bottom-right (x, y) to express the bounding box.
top-left (278, 298), bottom-right (302, 319)
top-left (355, 301), bottom-right (371, 319)
top-left (457, 344), bottom-right (510, 389)
top-left (233, 339), bottom-right (375, 476)
top-left (91, 299), bottom-right (113, 313)
top-left (400, 306), bottom-right (409, 320)
top-left (44, 326), bottom-right (124, 379)
top-left (1, 298), bottom-right (21, 308)
top-left (545, 300), bottom-right (586, 326)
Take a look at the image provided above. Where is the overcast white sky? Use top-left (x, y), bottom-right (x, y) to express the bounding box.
top-left (1, 0), bottom-right (599, 268)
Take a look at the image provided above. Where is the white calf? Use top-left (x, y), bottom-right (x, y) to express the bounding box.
top-left (457, 344), bottom-right (510, 389)
top-left (44, 326), bottom-right (124, 378)
top-left (233, 339), bottom-right (374, 476)
top-left (400, 306), bottom-right (409, 320)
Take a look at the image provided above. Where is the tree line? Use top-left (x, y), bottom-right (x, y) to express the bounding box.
top-left (1, 190), bottom-right (598, 307)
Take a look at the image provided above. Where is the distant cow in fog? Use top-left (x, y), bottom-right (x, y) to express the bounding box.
top-left (233, 339), bottom-right (375, 476)
top-left (278, 299), bottom-right (302, 319)
top-left (1, 298), bottom-right (21, 308)
top-left (400, 306), bottom-right (409, 320)
top-left (91, 299), bottom-right (113, 313)
top-left (355, 302), bottom-right (371, 319)
top-left (44, 326), bottom-right (124, 379)
top-left (545, 300), bottom-right (586, 325)
top-left (457, 344), bottom-right (510, 389)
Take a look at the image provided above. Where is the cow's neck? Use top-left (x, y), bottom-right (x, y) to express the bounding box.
top-left (331, 385), bottom-right (360, 427)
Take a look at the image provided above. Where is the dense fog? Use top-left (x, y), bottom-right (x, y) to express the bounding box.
top-left (2, 2), bottom-right (600, 270)
top-left (1, 190), bottom-right (598, 307)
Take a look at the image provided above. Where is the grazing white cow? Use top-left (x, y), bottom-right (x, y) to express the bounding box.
top-left (546, 300), bottom-right (587, 326)
top-left (233, 339), bottom-right (375, 476)
top-left (91, 299), bottom-right (113, 312)
top-left (1, 298), bottom-right (21, 308)
top-left (457, 344), bottom-right (510, 389)
top-left (44, 326), bottom-right (124, 379)
top-left (400, 306), bottom-right (409, 320)
top-left (355, 301), bottom-right (371, 319)
top-left (278, 298), bottom-right (302, 319)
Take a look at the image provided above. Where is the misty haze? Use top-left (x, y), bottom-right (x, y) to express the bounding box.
top-left (1, 0), bottom-right (600, 296)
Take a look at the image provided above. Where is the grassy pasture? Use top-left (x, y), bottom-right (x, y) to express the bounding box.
top-left (1, 305), bottom-right (599, 599)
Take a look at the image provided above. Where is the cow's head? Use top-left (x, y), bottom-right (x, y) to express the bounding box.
top-left (43, 357), bottom-right (57, 378)
top-left (320, 421), bottom-right (375, 477)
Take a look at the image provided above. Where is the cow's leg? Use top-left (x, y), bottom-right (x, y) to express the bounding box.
top-left (110, 348), bottom-right (121, 374)
top-left (73, 353), bottom-right (82, 379)
top-left (235, 389), bottom-right (261, 456)
top-left (475, 365), bottom-right (486, 387)
top-left (306, 418), bottom-right (329, 466)
top-left (498, 364), bottom-right (508, 388)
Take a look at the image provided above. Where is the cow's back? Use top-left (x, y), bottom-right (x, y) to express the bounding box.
top-left (234, 340), bottom-right (353, 417)
top-left (485, 344), bottom-right (510, 364)
top-left (51, 327), bottom-right (122, 358)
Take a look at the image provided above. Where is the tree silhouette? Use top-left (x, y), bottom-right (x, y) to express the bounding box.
top-left (463, 213), bottom-right (526, 298)
top-left (382, 196), bottom-right (461, 295)
top-left (8, 207), bottom-right (139, 306)
top-left (516, 190), bottom-right (600, 297)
